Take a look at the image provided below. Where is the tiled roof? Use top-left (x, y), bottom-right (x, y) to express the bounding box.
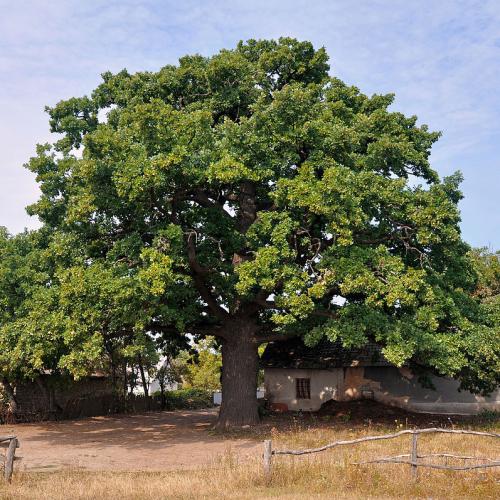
top-left (261, 337), bottom-right (392, 370)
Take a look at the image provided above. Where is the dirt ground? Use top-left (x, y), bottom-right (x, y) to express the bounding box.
top-left (1, 409), bottom-right (261, 472)
top-left (2, 402), bottom-right (495, 473)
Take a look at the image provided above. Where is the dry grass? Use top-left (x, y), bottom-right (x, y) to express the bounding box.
top-left (1, 422), bottom-right (499, 499)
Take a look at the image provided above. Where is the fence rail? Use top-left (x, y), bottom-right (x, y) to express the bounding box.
top-left (0, 435), bottom-right (19, 482)
top-left (263, 428), bottom-right (500, 480)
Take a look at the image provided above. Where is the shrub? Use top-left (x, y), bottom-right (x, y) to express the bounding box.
top-left (152, 388), bottom-right (213, 410)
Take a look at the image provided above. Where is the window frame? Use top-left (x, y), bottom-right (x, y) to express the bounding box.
top-left (295, 377), bottom-right (311, 400)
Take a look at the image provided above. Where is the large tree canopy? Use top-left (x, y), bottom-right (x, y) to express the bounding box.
top-left (21, 38), bottom-right (498, 426)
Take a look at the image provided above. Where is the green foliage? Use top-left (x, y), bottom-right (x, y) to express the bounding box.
top-left (469, 248), bottom-right (500, 300)
top-left (0, 228), bottom-right (63, 381)
top-left (2, 38), bottom-right (498, 407)
top-left (475, 409), bottom-right (500, 425)
top-left (176, 338), bottom-right (222, 392)
top-left (154, 388), bottom-right (213, 410)
top-left (457, 249), bottom-right (500, 393)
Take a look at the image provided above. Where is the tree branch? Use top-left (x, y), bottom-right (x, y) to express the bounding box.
top-left (254, 298), bottom-right (278, 309)
top-left (189, 324), bottom-right (228, 340)
top-left (255, 331), bottom-right (298, 343)
top-left (190, 189), bottom-right (230, 218)
top-left (185, 231), bottom-right (230, 322)
top-left (186, 230), bottom-right (209, 275)
top-left (237, 181), bottom-right (257, 234)
top-left (311, 309), bottom-right (339, 319)
top-left (254, 297), bottom-right (339, 321)
top-left (169, 189), bottom-right (231, 219)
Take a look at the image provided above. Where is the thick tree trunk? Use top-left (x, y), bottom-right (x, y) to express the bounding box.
top-left (217, 323), bottom-right (260, 429)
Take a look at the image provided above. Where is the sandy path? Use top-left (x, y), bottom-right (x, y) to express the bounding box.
top-left (1, 409), bottom-right (261, 472)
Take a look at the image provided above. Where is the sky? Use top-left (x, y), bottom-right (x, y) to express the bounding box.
top-left (1, 0), bottom-right (499, 248)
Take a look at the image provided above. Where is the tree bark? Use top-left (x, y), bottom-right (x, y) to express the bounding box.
top-left (1, 378), bottom-right (18, 414)
top-left (138, 359), bottom-right (149, 397)
top-left (137, 356), bottom-right (151, 410)
top-left (122, 361), bottom-right (128, 398)
top-left (159, 379), bottom-right (166, 410)
top-left (217, 322), bottom-right (260, 429)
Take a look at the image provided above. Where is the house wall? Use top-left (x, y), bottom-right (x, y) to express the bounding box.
top-left (136, 380), bottom-right (179, 396)
top-left (264, 366), bottom-right (500, 414)
top-left (364, 366), bottom-right (500, 415)
top-left (264, 368), bottom-right (343, 411)
top-left (213, 389), bottom-right (264, 406)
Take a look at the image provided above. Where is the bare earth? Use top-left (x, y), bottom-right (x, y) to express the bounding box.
top-left (1, 409), bottom-right (261, 472)
top-left (3, 401), bottom-right (491, 474)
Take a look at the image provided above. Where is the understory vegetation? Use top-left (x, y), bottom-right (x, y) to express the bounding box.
top-left (159, 388), bottom-right (214, 410)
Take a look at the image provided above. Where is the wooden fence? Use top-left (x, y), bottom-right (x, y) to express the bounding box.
top-left (0, 435), bottom-right (19, 482)
top-left (1, 393), bottom-right (165, 424)
top-left (263, 428), bottom-right (500, 480)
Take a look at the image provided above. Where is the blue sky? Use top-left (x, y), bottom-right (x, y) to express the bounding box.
top-left (1, 0), bottom-right (499, 248)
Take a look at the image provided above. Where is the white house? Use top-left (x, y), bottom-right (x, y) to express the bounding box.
top-left (261, 338), bottom-right (500, 415)
top-left (132, 356), bottom-right (179, 395)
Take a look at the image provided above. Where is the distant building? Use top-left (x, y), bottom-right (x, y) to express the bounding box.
top-left (261, 338), bottom-right (500, 414)
top-left (132, 357), bottom-right (179, 396)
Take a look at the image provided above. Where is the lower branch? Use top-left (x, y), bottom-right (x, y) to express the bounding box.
top-left (254, 332), bottom-right (298, 343)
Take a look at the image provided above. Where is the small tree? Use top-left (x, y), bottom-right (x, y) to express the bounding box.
top-left (181, 338), bottom-right (222, 392)
top-left (0, 227), bottom-right (62, 408)
top-left (155, 364), bottom-right (170, 409)
top-left (461, 249), bottom-right (500, 393)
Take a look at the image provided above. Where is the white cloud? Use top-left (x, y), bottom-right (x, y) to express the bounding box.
top-left (0, 0), bottom-right (499, 245)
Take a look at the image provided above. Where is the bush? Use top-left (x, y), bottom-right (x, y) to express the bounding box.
top-left (476, 408), bottom-right (500, 424)
top-left (153, 388), bottom-right (213, 410)
top-left (0, 390), bottom-right (9, 424)
top-left (175, 338), bottom-right (222, 392)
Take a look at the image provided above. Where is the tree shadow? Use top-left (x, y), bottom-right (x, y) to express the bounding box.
top-left (6, 409), bottom-right (260, 452)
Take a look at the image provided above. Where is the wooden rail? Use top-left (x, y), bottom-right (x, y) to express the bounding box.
top-left (1, 435), bottom-right (19, 482)
top-left (263, 428), bottom-right (500, 480)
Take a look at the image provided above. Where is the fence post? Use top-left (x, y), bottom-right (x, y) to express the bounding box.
top-left (263, 439), bottom-right (272, 478)
top-left (4, 437), bottom-right (17, 483)
top-left (410, 432), bottom-right (418, 481)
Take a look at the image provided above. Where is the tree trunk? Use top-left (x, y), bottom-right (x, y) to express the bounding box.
top-left (137, 356), bottom-right (151, 410)
top-left (128, 366), bottom-right (137, 395)
top-left (122, 361), bottom-right (128, 397)
top-left (1, 378), bottom-right (18, 414)
top-left (217, 323), bottom-right (260, 429)
top-left (138, 359), bottom-right (149, 397)
top-left (159, 379), bottom-right (166, 410)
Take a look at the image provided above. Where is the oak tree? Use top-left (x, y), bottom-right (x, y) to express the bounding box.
top-left (26, 38), bottom-right (498, 427)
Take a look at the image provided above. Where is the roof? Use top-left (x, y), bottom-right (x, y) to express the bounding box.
top-left (261, 337), bottom-right (392, 370)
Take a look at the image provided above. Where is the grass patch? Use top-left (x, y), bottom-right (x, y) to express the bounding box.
top-left (2, 420), bottom-right (498, 499)
top-left (1, 454), bottom-right (498, 499)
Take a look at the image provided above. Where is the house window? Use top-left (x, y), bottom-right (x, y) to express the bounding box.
top-left (296, 378), bottom-right (311, 399)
